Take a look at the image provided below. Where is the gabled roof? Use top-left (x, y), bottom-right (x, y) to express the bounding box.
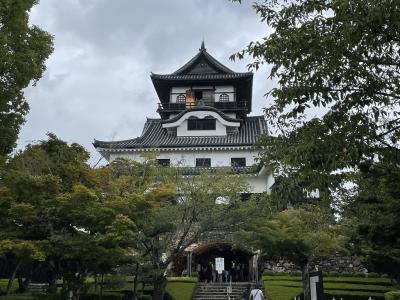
top-left (172, 41), bottom-right (234, 75)
top-left (93, 115), bottom-right (267, 150)
top-left (150, 41), bottom-right (253, 79)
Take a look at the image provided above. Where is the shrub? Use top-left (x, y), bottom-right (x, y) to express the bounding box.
top-left (367, 272), bottom-right (381, 278)
top-left (102, 275), bottom-right (126, 290)
top-left (328, 272), bottom-right (339, 277)
top-left (263, 271), bottom-right (277, 276)
top-left (386, 291), bottom-right (400, 300)
top-left (137, 295), bottom-right (152, 300)
top-left (80, 292), bottom-right (123, 300)
top-left (290, 271), bottom-right (302, 277)
top-left (340, 272), bottom-right (356, 277)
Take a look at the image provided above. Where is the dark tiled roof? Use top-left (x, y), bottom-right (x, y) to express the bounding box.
top-left (150, 73), bottom-right (253, 81)
top-left (172, 46), bottom-right (235, 75)
top-left (151, 42), bottom-right (253, 80)
top-left (93, 115), bottom-right (267, 149)
top-left (161, 106), bottom-right (241, 124)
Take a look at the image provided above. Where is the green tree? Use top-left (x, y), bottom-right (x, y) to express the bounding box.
top-left (0, 0), bottom-right (53, 155)
top-left (0, 135), bottom-right (126, 299)
top-left (105, 158), bottom-right (250, 300)
top-left (236, 205), bottom-right (346, 300)
top-left (343, 158), bottom-right (400, 283)
top-left (232, 0), bottom-right (400, 284)
top-left (0, 239), bottom-right (44, 295)
top-left (231, 0), bottom-right (400, 201)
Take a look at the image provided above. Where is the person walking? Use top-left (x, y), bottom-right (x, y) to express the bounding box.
top-left (249, 286), bottom-right (265, 300)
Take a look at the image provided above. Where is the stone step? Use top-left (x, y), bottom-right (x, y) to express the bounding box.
top-left (193, 282), bottom-right (253, 300)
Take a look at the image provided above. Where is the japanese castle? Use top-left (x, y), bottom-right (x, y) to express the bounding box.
top-left (93, 42), bottom-right (274, 195)
top-left (94, 43), bottom-right (273, 284)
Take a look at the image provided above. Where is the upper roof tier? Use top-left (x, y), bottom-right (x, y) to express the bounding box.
top-left (151, 42), bottom-right (253, 119)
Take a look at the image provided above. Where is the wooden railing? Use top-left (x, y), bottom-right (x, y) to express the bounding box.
top-left (157, 100), bottom-right (247, 111)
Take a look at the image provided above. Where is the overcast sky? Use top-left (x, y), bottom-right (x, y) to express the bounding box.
top-left (19, 0), bottom-right (275, 165)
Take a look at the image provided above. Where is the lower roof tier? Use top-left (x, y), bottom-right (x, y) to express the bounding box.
top-left (93, 115), bottom-right (267, 150)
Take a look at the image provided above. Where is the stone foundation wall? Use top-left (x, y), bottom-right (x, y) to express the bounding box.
top-left (264, 253), bottom-right (368, 274)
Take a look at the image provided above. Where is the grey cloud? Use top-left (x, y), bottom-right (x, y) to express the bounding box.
top-left (19, 0), bottom-right (275, 165)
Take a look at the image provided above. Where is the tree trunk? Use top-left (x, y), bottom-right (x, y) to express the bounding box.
top-left (301, 261), bottom-right (311, 300)
top-left (17, 272), bottom-right (24, 293)
top-left (94, 274), bottom-right (98, 292)
top-left (47, 259), bottom-right (58, 292)
top-left (99, 273), bottom-right (104, 300)
top-left (133, 262), bottom-right (139, 299)
top-left (152, 276), bottom-right (167, 300)
top-left (17, 271), bottom-right (30, 293)
top-left (6, 260), bottom-right (22, 295)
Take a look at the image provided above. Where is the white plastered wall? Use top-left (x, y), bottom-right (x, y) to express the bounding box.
top-left (107, 148), bottom-right (273, 193)
top-left (108, 149), bottom-right (256, 167)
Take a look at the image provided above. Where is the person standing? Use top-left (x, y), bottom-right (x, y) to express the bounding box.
top-left (241, 284), bottom-right (251, 300)
top-left (249, 286), bottom-right (265, 300)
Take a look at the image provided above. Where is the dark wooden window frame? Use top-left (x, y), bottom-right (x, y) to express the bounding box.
top-left (196, 158), bottom-right (211, 167)
top-left (157, 159), bottom-right (170, 166)
top-left (231, 157), bottom-right (246, 167)
top-left (176, 94), bottom-right (186, 103)
top-left (187, 117), bottom-right (216, 130)
top-left (219, 93), bottom-right (229, 102)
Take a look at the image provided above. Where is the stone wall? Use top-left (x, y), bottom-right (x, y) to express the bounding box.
top-left (264, 253), bottom-right (368, 274)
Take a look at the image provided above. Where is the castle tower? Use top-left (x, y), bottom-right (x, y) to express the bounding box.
top-left (94, 43), bottom-right (273, 194)
top-left (93, 42), bottom-right (274, 279)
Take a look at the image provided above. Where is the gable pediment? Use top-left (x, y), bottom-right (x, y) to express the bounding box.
top-left (172, 42), bottom-right (235, 76)
top-left (186, 57), bottom-right (220, 75)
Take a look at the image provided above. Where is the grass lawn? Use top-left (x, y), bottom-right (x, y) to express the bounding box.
top-left (0, 277), bottom-right (197, 300)
top-left (0, 296), bottom-right (34, 300)
top-left (263, 275), bottom-right (394, 300)
top-left (166, 277), bottom-right (197, 300)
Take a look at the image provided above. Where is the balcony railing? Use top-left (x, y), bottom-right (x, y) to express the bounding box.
top-left (157, 100), bottom-right (247, 111)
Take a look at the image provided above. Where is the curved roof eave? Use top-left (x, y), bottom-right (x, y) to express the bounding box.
top-left (160, 106), bottom-right (242, 125)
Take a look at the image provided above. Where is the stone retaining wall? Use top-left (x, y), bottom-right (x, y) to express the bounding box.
top-left (264, 253), bottom-right (368, 274)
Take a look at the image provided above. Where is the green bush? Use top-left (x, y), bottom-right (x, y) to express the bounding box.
top-left (340, 272), bottom-right (357, 277)
top-left (102, 275), bottom-right (126, 290)
top-left (263, 271), bottom-right (277, 276)
top-left (289, 271), bottom-right (302, 277)
top-left (137, 295), bottom-right (152, 300)
top-left (367, 273), bottom-right (381, 278)
top-left (80, 292), bottom-right (123, 300)
top-left (386, 291), bottom-right (400, 300)
top-left (0, 296), bottom-right (34, 300)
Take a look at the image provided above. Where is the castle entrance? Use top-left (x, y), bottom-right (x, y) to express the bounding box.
top-left (186, 242), bottom-right (253, 282)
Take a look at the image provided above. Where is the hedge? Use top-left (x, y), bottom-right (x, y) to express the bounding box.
top-left (385, 291), bottom-right (400, 300)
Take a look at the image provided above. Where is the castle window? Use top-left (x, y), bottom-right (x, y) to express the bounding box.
top-left (196, 158), bottom-right (211, 167)
top-left (176, 94), bottom-right (186, 103)
top-left (231, 157), bottom-right (246, 167)
top-left (157, 159), bottom-right (170, 166)
top-left (187, 118), bottom-right (216, 130)
top-left (219, 93), bottom-right (229, 102)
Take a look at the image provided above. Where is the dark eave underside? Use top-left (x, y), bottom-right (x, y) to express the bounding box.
top-left (151, 73), bottom-right (252, 80)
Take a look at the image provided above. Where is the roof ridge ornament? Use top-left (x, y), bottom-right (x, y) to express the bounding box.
top-left (199, 40), bottom-right (206, 52)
